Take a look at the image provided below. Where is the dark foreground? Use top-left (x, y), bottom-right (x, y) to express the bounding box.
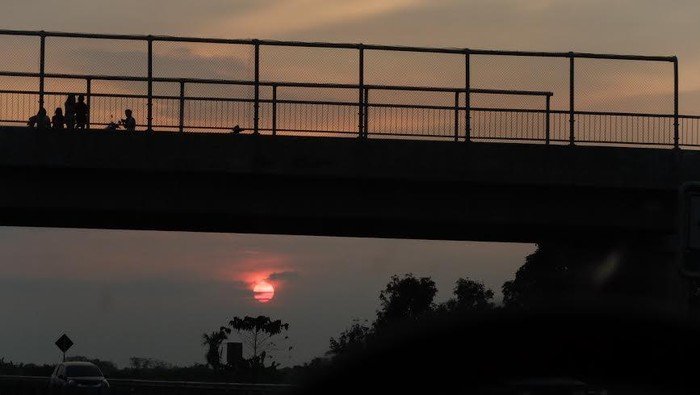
top-left (0, 376), bottom-right (293, 395)
top-left (5, 311), bottom-right (700, 394)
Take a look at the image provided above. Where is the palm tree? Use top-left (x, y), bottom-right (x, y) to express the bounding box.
top-left (201, 326), bottom-right (230, 370)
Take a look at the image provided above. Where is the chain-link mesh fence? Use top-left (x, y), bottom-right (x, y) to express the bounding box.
top-left (259, 46), bottom-right (358, 136)
top-left (0, 35), bottom-right (40, 124)
top-left (0, 35), bottom-right (39, 73)
top-left (573, 58), bottom-right (674, 145)
top-left (0, 31), bottom-right (691, 148)
top-left (152, 41), bottom-right (254, 133)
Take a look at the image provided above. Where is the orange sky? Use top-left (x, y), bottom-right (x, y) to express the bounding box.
top-left (0, 0), bottom-right (696, 367)
top-left (0, 0), bottom-right (695, 114)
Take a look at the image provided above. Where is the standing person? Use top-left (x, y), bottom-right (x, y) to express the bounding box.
top-left (121, 109), bottom-right (136, 132)
top-left (74, 94), bottom-right (88, 130)
top-left (64, 94), bottom-right (76, 130)
top-left (52, 108), bottom-right (65, 130)
top-left (27, 108), bottom-right (51, 129)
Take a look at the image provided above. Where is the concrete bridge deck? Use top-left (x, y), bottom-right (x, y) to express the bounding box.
top-left (0, 126), bottom-right (697, 242)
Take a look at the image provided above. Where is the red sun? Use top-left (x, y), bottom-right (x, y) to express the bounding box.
top-left (253, 281), bottom-right (275, 303)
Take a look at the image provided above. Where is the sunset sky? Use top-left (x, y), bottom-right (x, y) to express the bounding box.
top-left (1, 0), bottom-right (699, 366)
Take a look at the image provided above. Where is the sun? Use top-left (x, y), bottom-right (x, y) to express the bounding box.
top-left (253, 280), bottom-right (275, 303)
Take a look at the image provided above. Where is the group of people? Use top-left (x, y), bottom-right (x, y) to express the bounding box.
top-left (28, 94), bottom-right (136, 132)
top-left (28, 94), bottom-right (88, 130)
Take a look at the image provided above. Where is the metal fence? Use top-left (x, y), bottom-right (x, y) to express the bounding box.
top-left (0, 29), bottom-right (696, 148)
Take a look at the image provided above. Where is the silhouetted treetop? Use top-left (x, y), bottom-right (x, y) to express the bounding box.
top-left (502, 242), bottom-right (618, 310)
top-left (374, 274), bottom-right (437, 330)
top-left (328, 319), bottom-right (371, 356)
top-left (441, 277), bottom-right (495, 313)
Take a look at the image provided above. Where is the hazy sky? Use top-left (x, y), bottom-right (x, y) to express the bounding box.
top-left (0, 0), bottom-right (697, 367)
top-left (0, 227), bottom-right (531, 366)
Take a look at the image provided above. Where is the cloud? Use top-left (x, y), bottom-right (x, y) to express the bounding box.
top-left (266, 271), bottom-right (300, 282)
top-left (45, 46), bottom-right (253, 81)
top-left (204, 0), bottom-right (430, 37)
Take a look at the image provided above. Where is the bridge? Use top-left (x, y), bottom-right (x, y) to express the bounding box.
top-left (0, 126), bottom-right (697, 243)
top-left (0, 29), bottom-right (698, 242)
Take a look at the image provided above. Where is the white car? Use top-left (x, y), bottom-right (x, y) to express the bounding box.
top-left (49, 361), bottom-right (110, 394)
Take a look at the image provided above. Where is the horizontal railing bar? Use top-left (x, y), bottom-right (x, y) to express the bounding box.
top-left (567, 139), bottom-right (674, 146)
top-left (568, 52), bottom-right (676, 62)
top-left (0, 118), bottom-right (694, 147)
top-left (0, 71), bottom-right (553, 96)
top-left (547, 109), bottom-right (699, 119)
top-left (470, 136), bottom-right (549, 142)
top-left (5, 88), bottom-right (699, 119)
top-left (0, 71), bottom-right (149, 81)
top-left (4, 89), bottom-right (699, 119)
top-left (0, 30), bottom-right (151, 41)
top-left (2, 118), bottom-right (692, 140)
top-left (0, 29), bottom-right (676, 61)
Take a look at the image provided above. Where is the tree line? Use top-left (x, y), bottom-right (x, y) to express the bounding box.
top-left (7, 242), bottom-right (681, 383)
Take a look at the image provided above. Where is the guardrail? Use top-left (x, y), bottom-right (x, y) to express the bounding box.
top-left (0, 29), bottom-right (691, 148)
top-left (0, 375), bottom-right (294, 395)
top-left (0, 71), bottom-right (553, 142)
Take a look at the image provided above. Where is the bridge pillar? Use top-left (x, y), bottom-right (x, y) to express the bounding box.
top-left (607, 237), bottom-right (688, 315)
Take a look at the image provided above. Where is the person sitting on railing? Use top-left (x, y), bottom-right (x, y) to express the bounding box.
top-left (121, 109), bottom-right (136, 132)
top-left (74, 94), bottom-right (88, 130)
top-left (64, 94), bottom-right (76, 130)
top-left (52, 108), bottom-right (65, 130)
top-left (27, 107), bottom-right (51, 130)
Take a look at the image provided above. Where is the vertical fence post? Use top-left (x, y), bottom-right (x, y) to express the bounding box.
top-left (674, 57), bottom-right (680, 149)
top-left (465, 49), bottom-right (471, 143)
top-left (569, 52), bottom-right (575, 145)
top-left (39, 31), bottom-right (46, 112)
top-left (147, 36), bottom-right (153, 132)
top-left (272, 84), bottom-right (277, 136)
top-left (86, 78), bottom-right (92, 129)
top-left (363, 88), bottom-right (369, 137)
top-left (253, 40), bottom-right (260, 134)
top-left (454, 91), bottom-right (460, 142)
top-left (545, 94), bottom-right (551, 145)
top-left (179, 81), bottom-right (185, 133)
top-left (358, 44), bottom-right (365, 139)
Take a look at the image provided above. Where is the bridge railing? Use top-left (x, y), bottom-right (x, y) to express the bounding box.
top-left (0, 71), bottom-right (554, 142)
top-left (0, 29), bottom-right (690, 147)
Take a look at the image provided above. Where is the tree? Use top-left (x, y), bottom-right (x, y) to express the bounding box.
top-left (374, 274), bottom-right (437, 330)
top-left (328, 319), bottom-right (371, 356)
top-left (502, 242), bottom-right (617, 310)
top-left (129, 357), bottom-right (172, 370)
top-left (229, 316), bottom-right (289, 369)
top-left (441, 277), bottom-right (495, 313)
top-left (201, 326), bottom-right (231, 370)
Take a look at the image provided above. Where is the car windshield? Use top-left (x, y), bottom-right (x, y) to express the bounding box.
top-left (65, 365), bottom-right (102, 378)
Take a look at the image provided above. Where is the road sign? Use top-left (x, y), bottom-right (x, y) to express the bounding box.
top-left (55, 334), bottom-right (73, 354)
top-left (679, 183), bottom-right (700, 276)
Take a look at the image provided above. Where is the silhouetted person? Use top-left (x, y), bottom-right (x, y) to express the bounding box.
top-left (27, 107), bottom-right (51, 129)
top-left (121, 109), bottom-right (136, 131)
top-left (74, 95), bottom-right (88, 130)
top-left (52, 108), bottom-right (65, 130)
top-left (64, 94), bottom-right (76, 130)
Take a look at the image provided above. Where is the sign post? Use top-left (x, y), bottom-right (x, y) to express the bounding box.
top-left (55, 334), bottom-right (73, 362)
